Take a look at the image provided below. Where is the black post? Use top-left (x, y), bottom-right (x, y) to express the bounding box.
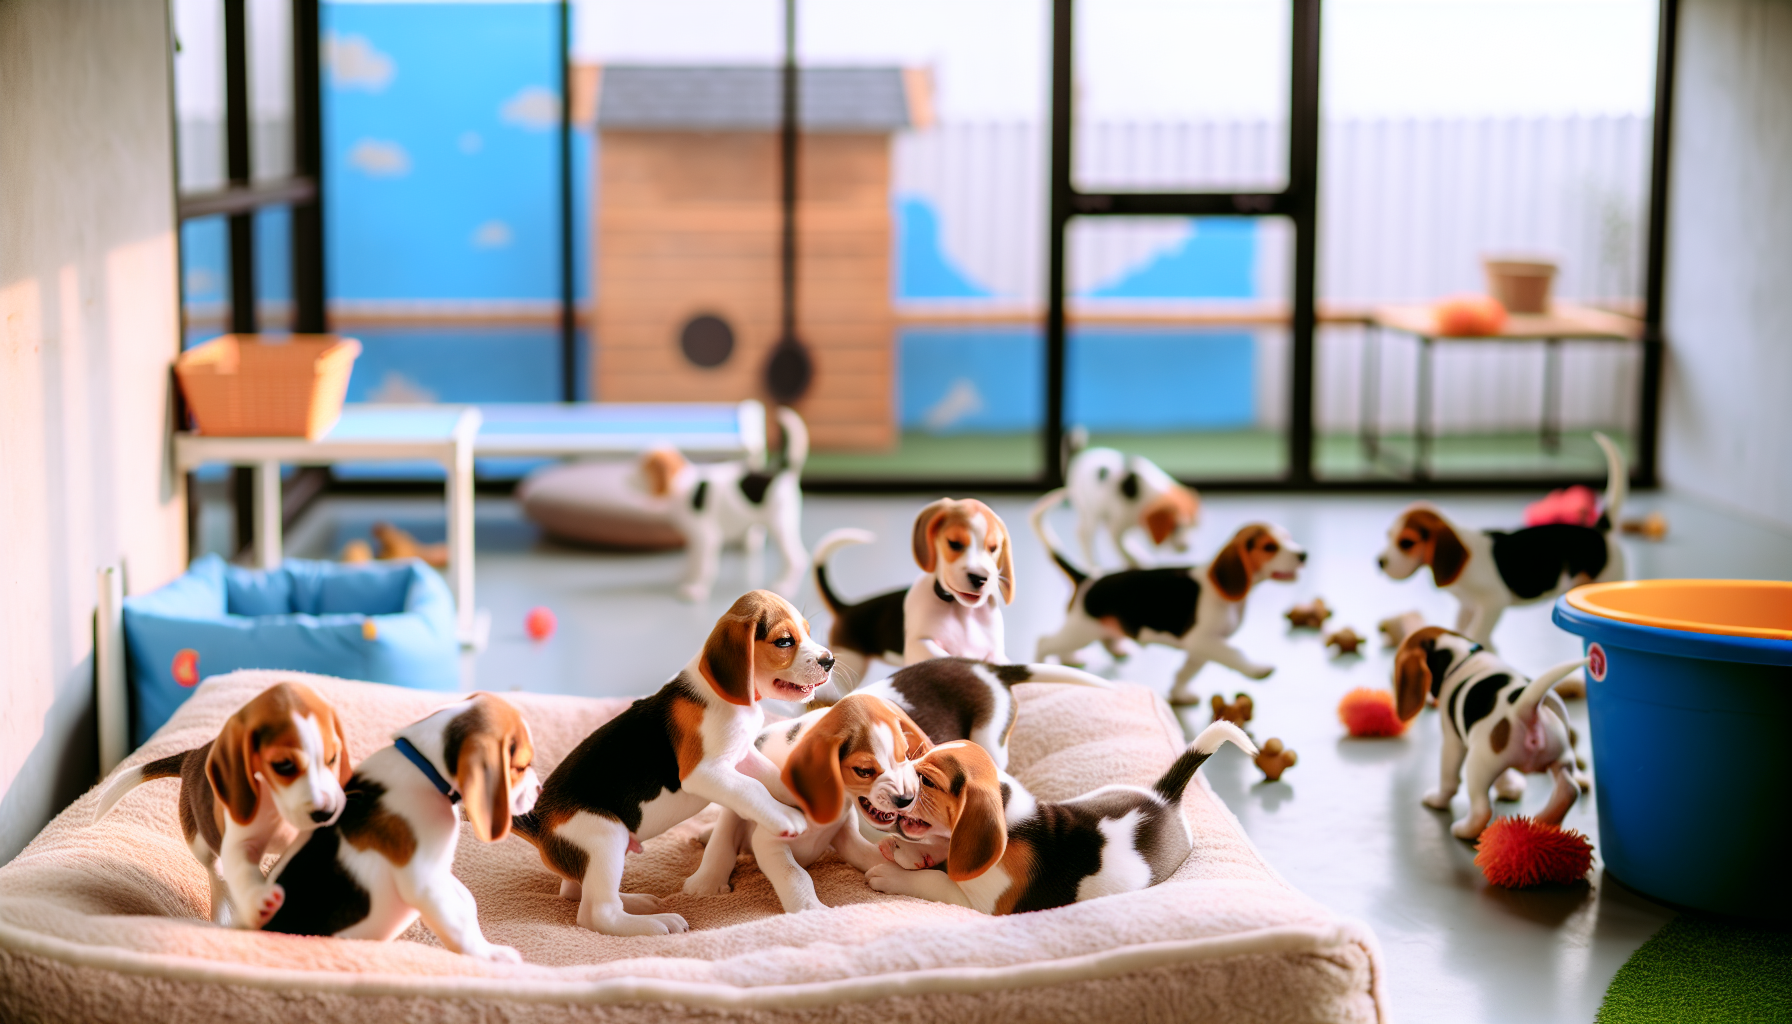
top-left (1286, 0), bottom-right (1322, 484)
top-left (1044, 0), bottom-right (1074, 488)
top-left (223, 0), bottom-right (256, 336)
top-left (558, 0), bottom-right (577, 401)
top-left (1637, 0), bottom-right (1678, 489)
top-left (779, 0), bottom-right (799, 351)
top-left (291, 0), bottom-right (326, 334)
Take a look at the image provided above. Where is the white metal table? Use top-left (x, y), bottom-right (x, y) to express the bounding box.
top-left (174, 405), bottom-right (483, 643)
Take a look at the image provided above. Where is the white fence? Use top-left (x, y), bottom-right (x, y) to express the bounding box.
top-left (894, 116), bottom-right (1650, 433)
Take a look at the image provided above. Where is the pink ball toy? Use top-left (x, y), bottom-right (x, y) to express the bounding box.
top-left (525, 606), bottom-right (557, 642)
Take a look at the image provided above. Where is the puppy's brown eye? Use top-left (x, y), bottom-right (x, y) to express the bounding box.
top-left (773, 635), bottom-right (795, 648)
top-left (920, 775), bottom-right (937, 789)
top-left (852, 767), bottom-right (876, 779)
top-left (947, 540), bottom-right (966, 553)
top-left (1264, 542), bottom-right (1278, 553)
top-left (327, 752), bottom-right (338, 766)
top-left (1397, 538), bottom-right (1416, 551)
top-left (270, 759), bottom-right (298, 778)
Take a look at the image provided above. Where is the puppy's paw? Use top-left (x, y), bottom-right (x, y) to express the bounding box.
top-left (1245, 664), bottom-right (1275, 680)
top-left (1494, 768), bottom-right (1526, 801)
top-left (1422, 790), bottom-right (1454, 810)
top-left (865, 862), bottom-right (907, 893)
top-left (471, 942), bottom-right (524, 964)
top-left (255, 884), bottom-right (285, 926)
top-left (1450, 818), bottom-right (1485, 840)
top-left (877, 836), bottom-right (932, 870)
top-left (761, 805), bottom-right (808, 838)
top-left (680, 874), bottom-right (733, 897)
top-left (620, 892), bottom-right (665, 913)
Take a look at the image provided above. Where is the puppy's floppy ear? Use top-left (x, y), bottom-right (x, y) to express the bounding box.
top-left (1143, 499), bottom-right (1180, 545)
top-left (448, 694), bottom-right (516, 842)
top-left (700, 599), bottom-right (763, 706)
top-left (1428, 520), bottom-right (1469, 587)
top-left (1208, 531), bottom-right (1252, 602)
top-left (782, 717), bottom-right (847, 824)
top-left (986, 506), bottom-right (1017, 604)
top-left (328, 706), bottom-right (353, 786)
top-left (205, 713), bottom-right (261, 826)
top-left (946, 772), bottom-right (1007, 882)
top-left (911, 499), bottom-right (953, 572)
top-left (1393, 629), bottom-right (1443, 721)
top-left (896, 708), bottom-right (932, 760)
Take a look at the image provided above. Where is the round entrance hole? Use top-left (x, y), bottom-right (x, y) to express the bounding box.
top-left (679, 315), bottom-right (735, 368)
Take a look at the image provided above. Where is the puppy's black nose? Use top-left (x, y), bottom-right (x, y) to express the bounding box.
top-left (818, 654), bottom-right (836, 671)
top-left (1297, 550), bottom-right (1308, 564)
top-left (966, 573), bottom-right (987, 590)
top-left (1377, 556), bottom-right (1387, 570)
top-left (892, 794), bottom-right (914, 808)
top-left (310, 809), bottom-right (333, 823)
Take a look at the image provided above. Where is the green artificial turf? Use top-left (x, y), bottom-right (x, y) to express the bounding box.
top-left (1596, 915), bottom-right (1792, 1023)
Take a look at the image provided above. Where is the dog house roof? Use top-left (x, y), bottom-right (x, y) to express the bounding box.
top-left (597, 66), bottom-right (913, 133)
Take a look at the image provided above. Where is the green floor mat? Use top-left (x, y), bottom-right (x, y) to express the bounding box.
top-left (1597, 915), bottom-right (1792, 1023)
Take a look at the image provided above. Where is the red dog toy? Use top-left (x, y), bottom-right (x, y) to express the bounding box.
top-left (1524, 484), bottom-right (1601, 527)
top-left (525, 606), bottom-right (557, 642)
top-left (1474, 816), bottom-right (1593, 887)
top-left (1433, 295), bottom-right (1508, 337)
top-left (1338, 688), bottom-right (1406, 737)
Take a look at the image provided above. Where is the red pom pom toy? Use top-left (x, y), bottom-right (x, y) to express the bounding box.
top-left (1338, 687), bottom-right (1406, 737)
top-left (525, 606), bottom-right (557, 642)
top-left (1474, 815), bottom-right (1593, 887)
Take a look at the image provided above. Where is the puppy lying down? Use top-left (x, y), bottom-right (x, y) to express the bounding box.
top-left (864, 722), bottom-right (1254, 914)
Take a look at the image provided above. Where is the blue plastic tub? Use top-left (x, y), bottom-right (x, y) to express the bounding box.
top-left (1554, 580), bottom-right (1792, 918)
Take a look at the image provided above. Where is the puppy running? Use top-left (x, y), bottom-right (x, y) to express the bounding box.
top-left (1377, 432), bottom-right (1628, 646)
top-left (1033, 493), bottom-right (1305, 703)
top-left (511, 590), bottom-right (833, 935)
top-left (682, 693), bottom-right (928, 913)
top-left (1393, 627), bottom-right (1588, 840)
top-left (866, 723), bottom-right (1255, 913)
top-left (813, 498), bottom-right (1016, 681)
top-left (1062, 442), bottom-right (1200, 568)
top-left (94, 681), bottom-right (350, 928)
top-left (639, 406), bottom-right (810, 603)
top-left (261, 693), bottom-right (538, 961)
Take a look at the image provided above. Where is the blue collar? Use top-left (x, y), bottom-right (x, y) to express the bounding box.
top-left (395, 736), bottom-right (459, 803)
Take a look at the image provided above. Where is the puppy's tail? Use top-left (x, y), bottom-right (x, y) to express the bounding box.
top-left (812, 528), bottom-right (875, 615)
top-left (93, 749), bottom-right (189, 823)
top-left (776, 406), bottom-right (809, 477)
top-left (1512, 658), bottom-right (1588, 724)
top-left (1029, 488), bottom-right (1088, 587)
top-left (1154, 722), bottom-right (1257, 804)
top-left (1593, 431), bottom-right (1627, 530)
top-left (990, 662), bottom-right (1116, 690)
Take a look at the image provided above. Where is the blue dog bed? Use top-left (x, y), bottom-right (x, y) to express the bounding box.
top-left (122, 554), bottom-right (460, 746)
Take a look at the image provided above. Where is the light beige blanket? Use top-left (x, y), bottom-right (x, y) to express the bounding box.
top-left (0, 670), bottom-right (1386, 1023)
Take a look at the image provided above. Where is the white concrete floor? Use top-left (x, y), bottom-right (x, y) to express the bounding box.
top-left (284, 485), bottom-right (1792, 1023)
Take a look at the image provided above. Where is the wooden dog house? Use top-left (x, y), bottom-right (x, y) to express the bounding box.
top-left (592, 66), bottom-right (926, 451)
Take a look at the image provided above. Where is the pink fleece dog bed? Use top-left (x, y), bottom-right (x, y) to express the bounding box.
top-left (0, 671), bottom-right (1386, 1023)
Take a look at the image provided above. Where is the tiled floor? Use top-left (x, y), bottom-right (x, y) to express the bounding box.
top-left (284, 485), bottom-right (1792, 1023)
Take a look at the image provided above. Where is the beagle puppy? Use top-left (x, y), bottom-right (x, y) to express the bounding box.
top-left (812, 498), bottom-right (1016, 683)
top-left (94, 681), bottom-right (350, 928)
top-left (681, 693), bottom-right (929, 913)
top-left (511, 590), bottom-right (834, 935)
top-left (1062, 446), bottom-right (1201, 567)
top-left (261, 693), bottom-right (539, 961)
top-left (1033, 495), bottom-right (1306, 703)
top-left (1394, 627), bottom-right (1588, 840)
top-left (1377, 432), bottom-right (1628, 646)
top-left (639, 406), bottom-right (810, 603)
top-left (865, 722), bottom-right (1254, 914)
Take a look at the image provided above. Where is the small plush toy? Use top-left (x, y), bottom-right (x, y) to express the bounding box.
top-left (1254, 738), bottom-right (1298, 781)
top-left (525, 606), bottom-right (557, 642)
top-left (1524, 485), bottom-right (1601, 527)
top-left (1432, 295), bottom-right (1508, 337)
top-left (1211, 692), bottom-right (1254, 727)
top-left (1286, 598), bottom-right (1332, 630)
top-left (1556, 678), bottom-right (1586, 700)
top-left (340, 539), bottom-right (373, 563)
top-left (1473, 816), bottom-right (1593, 887)
top-left (1377, 611), bottom-right (1426, 649)
top-left (1620, 510), bottom-right (1669, 540)
top-left (1325, 627), bottom-right (1365, 656)
top-left (373, 522), bottom-right (449, 569)
top-left (1338, 687), bottom-right (1406, 737)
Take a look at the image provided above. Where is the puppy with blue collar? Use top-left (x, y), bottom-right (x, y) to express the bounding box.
top-left (260, 692), bottom-right (540, 961)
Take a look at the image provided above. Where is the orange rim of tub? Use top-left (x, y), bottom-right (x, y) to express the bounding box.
top-left (1565, 580), bottom-right (1792, 642)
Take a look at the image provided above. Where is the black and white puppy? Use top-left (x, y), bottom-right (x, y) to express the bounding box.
top-left (1393, 627), bottom-right (1589, 840)
top-left (865, 723), bottom-right (1255, 914)
top-left (1034, 494), bottom-right (1305, 703)
top-left (1062, 445), bottom-right (1201, 568)
top-left (1377, 432), bottom-right (1628, 646)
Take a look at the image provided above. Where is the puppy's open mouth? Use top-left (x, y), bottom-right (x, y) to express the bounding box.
top-left (772, 678), bottom-right (817, 700)
top-left (897, 814), bottom-right (932, 840)
top-left (858, 796), bottom-right (898, 827)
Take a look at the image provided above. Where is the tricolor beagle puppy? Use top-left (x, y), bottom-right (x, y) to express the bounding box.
top-left (260, 693), bottom-right (539, 961)
top-left (1033, 494), bottom-right (1306, 703)
top-left (1394, 627), bottom-right (1589, 840)
top-left (865, 722), bottom-right (1254, 914)
top-left (1062, 446), bottom-right (1201, 567)
top-left (94, 681), bottom-right (350, 928)
top-left (681, 693), bottom-right (929, 913)
top-left (639, 406), bottom-right (810, 603)
top-left (812, 498), bottom-right (1016, 683)
top-left (511, 590), bottom-right (834, 935)
top-left (1377, 432), bottom-right (1628, 646)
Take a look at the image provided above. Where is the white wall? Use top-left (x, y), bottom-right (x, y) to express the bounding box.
top-left (1661, 0), bottom-right (1792, 531)
top-left (0, 0), bottom-right (187, 863)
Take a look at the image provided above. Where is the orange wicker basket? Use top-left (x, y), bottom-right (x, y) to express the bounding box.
top-left (175, 334), bottom-right (361, 439)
